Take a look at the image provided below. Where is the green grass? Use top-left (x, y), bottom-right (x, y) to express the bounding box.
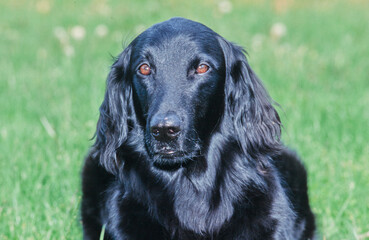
top-left (1, 0), bottom-right (368, 239)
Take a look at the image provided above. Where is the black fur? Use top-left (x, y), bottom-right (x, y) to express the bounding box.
top-left (81, 17), bottom-right (316, 240)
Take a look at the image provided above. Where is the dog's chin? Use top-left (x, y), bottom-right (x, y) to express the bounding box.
top-left (152, 152), bottom-right (191, 171)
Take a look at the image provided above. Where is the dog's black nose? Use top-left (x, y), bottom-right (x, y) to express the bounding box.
top-left (150, 112), bottom-right (181, 141)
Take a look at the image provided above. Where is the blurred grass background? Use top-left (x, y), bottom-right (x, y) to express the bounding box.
top-left (1, 0), bottom-right (368, 239)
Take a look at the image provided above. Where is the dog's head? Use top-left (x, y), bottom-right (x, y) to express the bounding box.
top-left (94, 18), bottom-right (281, 173)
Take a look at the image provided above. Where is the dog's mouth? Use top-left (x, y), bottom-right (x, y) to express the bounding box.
top-left (157, 148), bottom-right (179, 156)
top-left (152, 150), bottom-right (191, 171)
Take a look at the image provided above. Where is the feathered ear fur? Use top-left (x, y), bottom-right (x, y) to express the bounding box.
top-left (218, 37), bottom-right (281, 159)
top-left (94, 46), bottom-right (132, 174)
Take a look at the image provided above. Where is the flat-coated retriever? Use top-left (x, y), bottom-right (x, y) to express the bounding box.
top-left (82, 17), bottom-right (316, 240)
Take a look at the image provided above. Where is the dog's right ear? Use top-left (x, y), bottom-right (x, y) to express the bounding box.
top-left (94, 45), bottom-right (132, 174)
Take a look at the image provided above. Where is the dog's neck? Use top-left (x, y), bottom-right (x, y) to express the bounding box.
top-left (121, 131), bottom-right (269, 235)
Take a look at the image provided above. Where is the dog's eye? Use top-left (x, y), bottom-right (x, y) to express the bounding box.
top-left (139, 64), bottom-right (151, 75)
top-left (196, 64), bottom-right (209, 74)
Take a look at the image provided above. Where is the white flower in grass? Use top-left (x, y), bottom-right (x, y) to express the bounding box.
top-left (54, 26), bottom-right (69, 44)
top-left (71, 25), bottom-right (86, 41)
top-left (270, 22), bottom-right (287, 41)
top-left (95, 24), bottom-right (109, 38)
top-left (218, 1), bottom-right (233, 14)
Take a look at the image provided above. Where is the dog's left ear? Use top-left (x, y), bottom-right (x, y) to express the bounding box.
top-left (218, 37), bottom-right (281, 159)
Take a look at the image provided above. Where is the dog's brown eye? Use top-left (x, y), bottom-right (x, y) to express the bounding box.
top-left (139, 64), bottom-right (151, 75)
top-left (196, 64), bottom-right (209, 74)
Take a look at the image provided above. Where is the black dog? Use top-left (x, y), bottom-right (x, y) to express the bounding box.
top-left (82, 17), bottom-right (316, 240)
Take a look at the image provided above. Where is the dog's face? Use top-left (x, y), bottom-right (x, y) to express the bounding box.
top-left (129, 20), bottom-right (225, 170)
top-left (95, 18), bottom-right (281, 175)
